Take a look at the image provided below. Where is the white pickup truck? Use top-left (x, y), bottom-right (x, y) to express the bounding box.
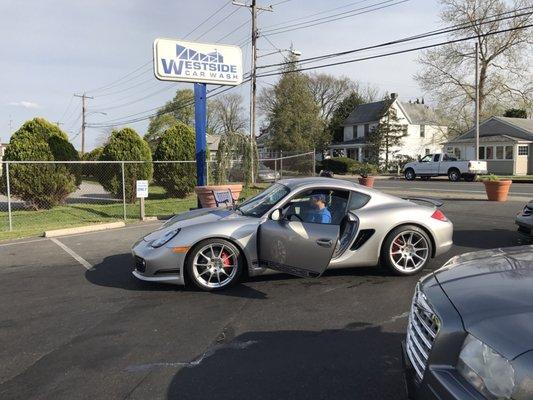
top-left (403, 153), bottom-right (488, 182)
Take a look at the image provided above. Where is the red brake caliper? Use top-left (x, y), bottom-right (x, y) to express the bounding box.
top-left (221, 251), bottom-right (232, 269)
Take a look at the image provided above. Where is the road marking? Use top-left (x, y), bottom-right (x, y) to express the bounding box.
top-left (0, 238), bottom-right (48, 248)
top-left (50, 238), bottom-right (93, 270)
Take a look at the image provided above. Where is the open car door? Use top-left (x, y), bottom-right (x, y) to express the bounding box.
top-left (257, 209), bottom-right (340, 278)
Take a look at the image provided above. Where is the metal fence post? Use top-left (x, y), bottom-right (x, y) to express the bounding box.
top-left (274, 158), bottom-right (278, 182)
top-left (6, 162), bottom-right (12, 231)
top-left (121, 162), bottom-right (126, 221)
top-left (313, 148), bottom-right (316, 177)
top-left (280, 150), bottom-right (283, 179)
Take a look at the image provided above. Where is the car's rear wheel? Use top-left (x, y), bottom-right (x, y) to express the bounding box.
top-left (186, 238), bottom-right (243, 291)
top-left (448, 168), bottom-right (461, 182)
top-left (404, 168), bottom-right (416, 180)
top-left (380, 225), bottom-right (432, 275)
top-left (463, 173), bottom-right (476, 182)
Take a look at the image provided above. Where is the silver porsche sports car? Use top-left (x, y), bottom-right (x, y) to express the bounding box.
top-left (132, 177), bottom-right (453, 291)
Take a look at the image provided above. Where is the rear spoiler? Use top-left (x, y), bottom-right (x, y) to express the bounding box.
top-left (403, 197), bottom-right (443, 208)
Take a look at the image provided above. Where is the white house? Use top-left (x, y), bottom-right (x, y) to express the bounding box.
top-left (328, 94), bottom-right (447, 162)
top-left (0, 142), bottom-right (7, 174)
top-left (443, 116), bottom-right (533, 175)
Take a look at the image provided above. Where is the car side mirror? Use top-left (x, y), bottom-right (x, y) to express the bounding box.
top-left (271, 209), bottom-right (282, 221)
top-left (346, 211), bottom-right (358, 222)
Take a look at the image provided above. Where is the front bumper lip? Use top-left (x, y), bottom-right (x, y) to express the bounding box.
top-left (132, 270), bottom-right (182, 285)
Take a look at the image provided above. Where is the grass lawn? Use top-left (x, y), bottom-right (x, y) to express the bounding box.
top-left (0, 184), bottom-right (266, 241)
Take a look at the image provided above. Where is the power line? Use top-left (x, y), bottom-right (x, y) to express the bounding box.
top-left (184, 1), bottom-right (232, 37)
top-left (194, 7), bottom-right (241, 40)
top-left (261, 0), bottom-right (408, 37)
top-left (85, 61), bottom-right (152, 94)
top-left (255, 23), bottom-right (533, 78)
top-left (257, 7), bottom-right (533, 71)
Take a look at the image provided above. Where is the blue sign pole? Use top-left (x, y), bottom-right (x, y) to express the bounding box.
top-left (194, 83), bottom-right (207, 190)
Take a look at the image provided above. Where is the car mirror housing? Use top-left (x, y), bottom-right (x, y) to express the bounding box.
top-left (271, 209), bottom-right (282, 221)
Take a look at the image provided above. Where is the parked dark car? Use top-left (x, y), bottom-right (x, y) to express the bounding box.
top-left (402, 245), bottom-right (533, 400)
top-left (515, 200), bottom-right (533, 235)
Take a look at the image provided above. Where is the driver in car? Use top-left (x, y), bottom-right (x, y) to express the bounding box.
top-left (307, 193), bottom-right (332, 224)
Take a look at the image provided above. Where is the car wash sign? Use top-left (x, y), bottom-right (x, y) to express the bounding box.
top-left (153, 38), bottom-right (243, 86)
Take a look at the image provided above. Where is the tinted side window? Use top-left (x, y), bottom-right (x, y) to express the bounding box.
top-left (348, 191), bottom-right (371, 210)
top-left (433, 154), bottom-right (440, 162)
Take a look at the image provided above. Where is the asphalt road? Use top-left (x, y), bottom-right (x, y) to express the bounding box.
top-left (0, 195), bottom-right (531, 400)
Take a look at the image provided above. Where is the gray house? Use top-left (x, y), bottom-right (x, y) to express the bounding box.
top-left (444, 116), bottom-right (533, 175)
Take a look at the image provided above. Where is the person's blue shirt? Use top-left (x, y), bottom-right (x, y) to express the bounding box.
top-left (310, 207), bottom-right (331, 224)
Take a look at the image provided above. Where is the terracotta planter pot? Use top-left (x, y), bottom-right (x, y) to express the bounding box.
top-left (358, 176), bottom-right (375, 188)
top-left (483, 180), bottom-right (512, 202)
top-left (194, 184), bottom-right (243, 208)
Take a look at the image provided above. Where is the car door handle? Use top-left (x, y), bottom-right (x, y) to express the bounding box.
top-left (316, 239), bottom-right (333, 248)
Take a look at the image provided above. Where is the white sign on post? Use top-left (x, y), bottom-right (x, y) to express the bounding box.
top-left (153, 38), bottom-right (243, 85)
top-left (136, 180), bottom-right (149, 198)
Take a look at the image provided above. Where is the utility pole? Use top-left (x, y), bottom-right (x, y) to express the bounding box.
top-left (232, 0), bottom-right (272, 184)
top-left (474, 42), bottom-right (480, 161)
top-left (74, 93), bottom-right (93, 155)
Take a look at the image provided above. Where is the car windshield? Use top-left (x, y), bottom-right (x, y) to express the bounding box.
top-left (236, 183), bottom-right (290, 217)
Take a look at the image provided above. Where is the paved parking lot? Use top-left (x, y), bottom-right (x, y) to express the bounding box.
top-left (1, 189), bottom-right (532, 399)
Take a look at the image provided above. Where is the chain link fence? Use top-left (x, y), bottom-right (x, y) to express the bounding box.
top-left (0, 151), bottom-right (315, 237)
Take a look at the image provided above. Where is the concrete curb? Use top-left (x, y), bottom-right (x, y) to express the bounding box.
top-left (43, 221), bottom-right (126, 238)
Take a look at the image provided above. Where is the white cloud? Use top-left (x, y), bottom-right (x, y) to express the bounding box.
top-left (8, 101), bottom-right (41, 109)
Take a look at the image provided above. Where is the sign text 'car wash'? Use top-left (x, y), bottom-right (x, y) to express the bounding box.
top-left (153, 38), bottom-right (243, 86)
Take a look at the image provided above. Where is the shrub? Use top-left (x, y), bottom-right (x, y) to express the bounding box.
top-left (98, 128), bottom-right (153, 203)
top-left (153, 122), bottom-right (196, 198)
top-left (1, 118), bottom-right (79, 209)
top-left (349, 162), bottom-right (378, 178)
top-left (321, 157), bottom-right (359, 174)
top-left (484, 174), bottom-right (500, 182)
top-left (82, 147), bottom-right (104, 178)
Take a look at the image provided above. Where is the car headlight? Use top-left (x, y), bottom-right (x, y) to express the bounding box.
top-left (457, 334), bottom-right (515, 399)
top-left (150, 228), bottom-right (180, 248)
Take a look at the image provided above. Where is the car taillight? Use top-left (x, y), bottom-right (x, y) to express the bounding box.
top-left (431, 209), bottom-right (448, 222)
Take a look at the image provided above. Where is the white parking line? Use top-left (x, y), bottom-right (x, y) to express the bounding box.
top-left (0, 238), bottom-right (48, 248)
top-left (50, 238), bottom-right (93, 270)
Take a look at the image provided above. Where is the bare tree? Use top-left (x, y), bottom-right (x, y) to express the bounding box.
top-left (415, 0), bottom-right (533, 134)
top-left (208, 93), bottom-right (248, 135)
top-left (307, 73), bottom-right (358, 121)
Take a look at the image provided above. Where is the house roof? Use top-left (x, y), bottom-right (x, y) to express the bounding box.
top-left (446, 116), bottom-right (533, 143)
top-left (446, 134), bottom-right (522, 144)
top-left (397, 101), bottom-right (443, 125)
top-left (343, 100), bottom-right (388, 125)
top-left (343, 98), bottom-right (444, 126)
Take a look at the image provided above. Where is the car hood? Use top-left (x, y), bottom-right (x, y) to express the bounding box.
top-left (434, 245), bottom-right (533, 360)
top-left (143, 208), bottom-right (244, 241)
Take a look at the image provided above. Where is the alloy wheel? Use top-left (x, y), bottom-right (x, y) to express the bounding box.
top-left (192, 243), bottom-right (239, 289)
top-left (389, 231), bottom-right (429, 272)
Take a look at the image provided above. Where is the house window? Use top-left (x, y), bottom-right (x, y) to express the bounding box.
top-left (420, 125), bottom-right (425, 138)
top-left (425, 148), bottom-right (430, 155)
top-left (486, 146), bottom-right (494, 160)
top-left (364, 124), bottom-right (370, 138)
top-left (505, 146), bottom-right (513, 160)
top-left (479, 146), bottom-right (485, 160)
top-left (518, 145), bottom-right (529, 156)
top-left (496, 146), bottom-right (504, 160)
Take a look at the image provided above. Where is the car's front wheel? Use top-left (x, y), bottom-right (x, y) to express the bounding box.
top-left (404, 168), bottom-right (416, 180)
top-left (380, 225), bottom-right (432, 275)
top-left (186, 238), bottom-right (243, 291)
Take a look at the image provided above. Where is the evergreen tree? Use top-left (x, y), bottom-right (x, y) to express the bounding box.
top-left (367, 100), bottom-right (407, 169)
top-left (267, 55), bottom-right (324, 152)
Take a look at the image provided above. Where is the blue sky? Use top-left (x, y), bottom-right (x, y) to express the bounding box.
top-left (1, 0), bottom-right (443, 150)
